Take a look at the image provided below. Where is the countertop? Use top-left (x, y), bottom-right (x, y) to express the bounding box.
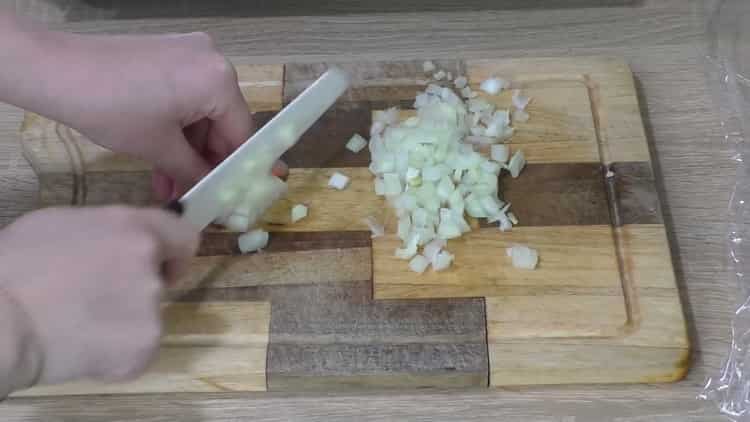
top-left (0, 1), bottom-right (733, 420)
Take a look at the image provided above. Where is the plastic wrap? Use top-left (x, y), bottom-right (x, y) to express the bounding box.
top-left (699, 0), bottom-right (750, 419)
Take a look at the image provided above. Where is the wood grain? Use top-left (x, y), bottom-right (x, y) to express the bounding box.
top-left (15, 302), bottom-right (271, 396)
top-left (373, 225), bottom-right (625, 298)
top-left (0, 0), bottom-right (728, 420)
top-left (487, 225), bottom-right (689, 386)
top-left (176, 281), bottom-right (489, 390)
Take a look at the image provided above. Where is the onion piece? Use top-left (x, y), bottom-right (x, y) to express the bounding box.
top-left (328, 172), bottom-right (350, 190)
top-left (346, 134), bottom-right (368, 153)
top-left (363, 216), bottom-right (385, 238)
top-left (370, 121), bottom-right (386, 137)
top-left (433, 70), bottom-right (446, 80)
top-left (374, 177), bottom-right (385, 196)
top-left (507, 150), bottom-right (526, 178)
top-left (491, 144), bottom-right (510, 163)
top-left (433, 250), bottom-right (455, 271)
top-left (291, 204), bottom-right (308, 223)
top-left (225, 214), bottom-right (250, 233)
top-left (395, 234), bottom-right (420, 260)
top-left (423, 238), bottom-right (446, 264)
top-left (409, 254), bottom-right (430, 274)
top-left (461, 86), bottom-right (477, 98)
top-left (512, 90), bottom-right (531, 110)
top-left (479, 77), bottom-right (508, 95)
top-left (383, 173), bottom-right (403, 196)
top-left (513, 109), bottom-right (529, 123)
top-left (397, 216), bottom-right (412, 241)
top-left (507, 245), bottom-right (538, 270)
top-left (238, 229), bottom-right (269, 254)
top-left (423, 60), bottom-right (436, 73)
top-left (454, 76), bottom-right (468, 89)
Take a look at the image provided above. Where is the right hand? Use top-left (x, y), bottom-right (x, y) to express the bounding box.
top-left (0, 206), bottom-right (200, 385)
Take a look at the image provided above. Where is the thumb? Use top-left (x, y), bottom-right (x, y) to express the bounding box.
top-left (153, 128), bottom-right (212, 194)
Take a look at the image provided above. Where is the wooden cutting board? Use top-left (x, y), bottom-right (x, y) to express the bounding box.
top-left (14, 57), bottom-right (689, 396)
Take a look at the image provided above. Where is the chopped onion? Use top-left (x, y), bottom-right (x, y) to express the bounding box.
top-left (512, 90), bottom-right (531, 110)
top-left (480, 77), bottom-right (508, 95)
top-left (405, 167), bottom-right (421, 184)
top-left (423, 60), bottom-right (436, 73)
top-left (383, 173), bottom-right (402, 196)
top-left (513, 109), bottom-right (529, 123)
top-left (491, 144), bottom-right (510, 163)
top-left (461, 86), bottom-right (477, 99)
top-left (226, 213), bottom-right (250, 233)
top-left (374, 177), bottom-right (385, 195)
top-left (433, 250), bottom-right (455, 271)
top-left (370, 121), bottom-right (386, 137)
top-left (238, 229), bottom-right (269, 253)
top-left (346, 134), bottom-right (368, 153)
top-left (365, 72), bottom-right (534, 273)
top-left (497, 212), bottom-right (512, 232)
top-left (481, 160), bottom-right (502, 175)
top-left (409, 254), bottom-right (430, 274)
top-left (397, 216), bottom-right (412, 241)
top-left (433, 70), bottom-right (446, 80)
top-left (364, 216), bottom-right (385, 238)
top-left (507, 245), bottom-right (538, 270)
top-left (423, 238), bottom-right (446, 264)
top-left (291, 204), bottom-right (308, 223)
top-left (328, 172), bottom-right (350, 190)
top-left (395, 234), bottom-right (419, 260)
top-left (374, 107), bottom-right (401, 126)
top-left (507, 150), bottom-right (526, 178)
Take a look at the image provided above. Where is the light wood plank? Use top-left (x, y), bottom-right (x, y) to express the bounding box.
top-left (488, 225), bottom-right (689, 386)
top-left (169, 247), bottom-right (372, 296)
top-left (373, 225), bottom-right (624, 298)
top-left (15, 302), bottom-right (271, 396)
top-left (467, 57), bottom-right (651, 164)
top-left (234, 64), bottom-right (284, 112)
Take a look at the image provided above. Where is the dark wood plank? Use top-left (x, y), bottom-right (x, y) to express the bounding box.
top-left (198, 231), bottom-right (371, 256)
top-left (280, 104), bottom-right (372, 168)
top-left (608, 162), bottom-right (663, 226)
top-left (179, 281), bottom-right (489, 390)
top-left (486, 163), bottom-right (612, 227)
top-left (283, 61), bottom-right (466, 104)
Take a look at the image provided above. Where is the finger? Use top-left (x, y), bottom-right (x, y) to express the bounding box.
top-left (272, 160), bottom-right (289, 181)
top-left (154, 128), bottom-right (212, 191)
top-left (184, 118), bottom-right (211, 155)
top-left (208, 85), bottom-right (253, 159)
top-left (136, 208), bottom-right (201, 262)
top-left (151, 170), bottom-right (175, 202)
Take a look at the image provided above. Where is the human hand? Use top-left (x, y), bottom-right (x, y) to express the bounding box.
top-left (0, 206), bottom-right (199, 385)
top-left (31, 30), bottom-right (286, 200)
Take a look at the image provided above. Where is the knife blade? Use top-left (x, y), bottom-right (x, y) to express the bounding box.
top-left (167, 67), bottom-right (350, 229)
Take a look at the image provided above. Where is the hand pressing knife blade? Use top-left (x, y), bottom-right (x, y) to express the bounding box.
top-left (163, 67), bottom-right (351, 228)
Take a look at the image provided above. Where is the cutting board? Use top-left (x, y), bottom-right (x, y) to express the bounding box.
top-left (14, 57), bottom-right (689, 396)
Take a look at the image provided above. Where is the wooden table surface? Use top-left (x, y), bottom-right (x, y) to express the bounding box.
top-left (0, 1), bottom-right (733, 420)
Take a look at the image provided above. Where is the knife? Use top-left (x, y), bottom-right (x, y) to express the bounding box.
top-left (164, 67), bottom-right (351, 229)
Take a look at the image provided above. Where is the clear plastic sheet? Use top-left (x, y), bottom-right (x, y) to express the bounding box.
top-left (699, 0), bottom-right (750, 419)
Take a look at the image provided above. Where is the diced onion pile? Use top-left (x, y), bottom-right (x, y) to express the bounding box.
top-left (360, 62), bottom-right (539, 272)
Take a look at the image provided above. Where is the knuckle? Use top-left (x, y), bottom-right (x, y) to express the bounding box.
top-left (206, 54), bottom-right (238, 86)
top-left (190, 31), bottom-right (215, 48)
top-left (133, 233), bottom-right (161, 258)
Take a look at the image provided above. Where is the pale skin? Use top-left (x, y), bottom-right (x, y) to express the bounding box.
top-left (0, 11), bottom-right (286, 397)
